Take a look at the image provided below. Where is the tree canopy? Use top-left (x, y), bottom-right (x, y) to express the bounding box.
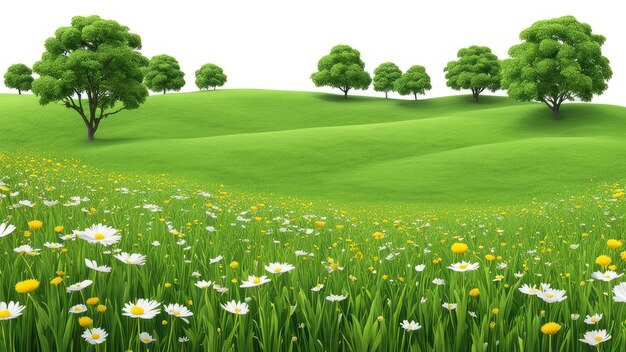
top-left (144, 55), bottom-right (186, 94)
top-left (4, 64), bottom-right (34, 95)
top-left (32, 15), bottom-right (148, 141)
top-left (373, 62), bottom-right (402, 99)
top-left (444, 46), bottom-right (500, 103)
top-left (195, 63), bottom-right (227, 90)
top-left (501, 16), bottom-right (612, 119)
top-left (394, 65), bottom-right (432, 100)
top-left (311, 44), bottom-right (371, 98)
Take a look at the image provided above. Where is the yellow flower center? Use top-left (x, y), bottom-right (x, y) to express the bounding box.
top-left (130, 306), bottom-right (145, 315)
top-left (0, 310), bottom-right (10, 318)
top-left (234, 307), bottom-right (241, 313)
top-left (546, 294), bottom-right (554, 298)
top-left (94, 233), bottom-right (105, 240)
top-left (173, 310), bottom-right (180, 316)
top-left (592, 318), bottom-right (597, 323)
top-left (274, 266), bottom-right (282, 273)
top-left (143, 338), bottom-right (151, 342)
top-left (459, 264), bottom-right (468, 269)
top-left (91, 333), bottom-right (100, 340)
top-left (408, 324), bottom-right (413, 329)
top-left (595, 336), bottom-right (603, 342)
top-left (604, 275), bottom-right (611, 279)
top-left (126, 259), bottom-right (132, 264)
top-left (253, 277), bottom-right (261, 284)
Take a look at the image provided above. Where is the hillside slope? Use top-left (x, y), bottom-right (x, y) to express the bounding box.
top-left (1, 90), bottom-right (625, 204)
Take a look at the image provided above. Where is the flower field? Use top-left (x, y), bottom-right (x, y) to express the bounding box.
top-left (2, 152), bottom-right (626, 351)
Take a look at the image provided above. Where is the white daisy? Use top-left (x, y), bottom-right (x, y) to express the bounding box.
top-left (325, 294), bottom-right (347, 302)
top-left (195, 280), bottom-right (213, 289)
top-left (537, 288), bottom-right (567, 303)
top-left (13, 245), bottom-right (41, 256)
top-left (44, 242), bottom-right (64, 249)
top-left (579, 329), bottom-right (611, 346)
top-left (414, 264), bottom-right (426, 272)
top-left (612, 282), bottom-right (626, 302)
top-left (447, 262), bottom-right (480, 272)
top-left (139, 332), bottom-right (156, 344)
top-left (66, 280), bottom-right (93, 293)
top-left (311, 283), bottom-right (324, 292)
top-left (85, 258), bottom-right (112, 273)
top-left (122, 299), bottom-right (161, 319)
top-left (0, 301), bottom-right (26, 320)
top-left (0, 223), bottom-right (16, 238)
top-left (78, 224), bottom-right (121, 246)
top-left (209, 255), bottom-right (223, 264)
top-left (221, 300), bottom-right (249, 315)
top-left (114, 252), bottom-right (146, 265)
top-left (240, 275), bottom-right (271, 288)
top-left (69, 304), bottom-right (88, 314)
top-left (432, 278), bottom-right (445, 286)
top-left (265, 262), bottom-right (296, 274)
top-left (518, 284), bottom-right (538, 295)
top-left (584, 313), bottom-right (603, 325)
top-left (82, 327), bottom-right (108, 345)
top-left (442, 302), bottom-right (457, 311)
top-left (400, 320), bottom-right (421, 331)
top-left (592, 270), bottom-right (623, 282)
top-left (164, 303), bottom-right (193, 324)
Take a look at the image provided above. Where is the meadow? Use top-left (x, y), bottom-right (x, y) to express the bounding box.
top-left (2, 91), bottom-right (626, 351)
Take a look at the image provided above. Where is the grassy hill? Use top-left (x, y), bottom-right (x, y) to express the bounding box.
top-left (1, 89), bottom-right (625, 204)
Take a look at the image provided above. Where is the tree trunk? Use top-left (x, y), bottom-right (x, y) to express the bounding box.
top-left (163, 89), bottom-right (166, 94)
top-left (87, 126), bottom-right (95, 141)
top-left (554, 107), bottom-right (561, 120)
top-left (385, 91), bottom-right (388, 99)
top-left (18, 89), bottom-right (21, 95)
top-left (414, 93), bottom-right (417, 101)
top-left (344, 90), bottom-right (348, 98)
top-left (474, 93), bottom-right (479, 103)
top-left (213, 87), bottom-right (216, 91)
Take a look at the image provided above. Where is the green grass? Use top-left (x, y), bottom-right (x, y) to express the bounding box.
top-left (2, 90), bottom-right (625, 205)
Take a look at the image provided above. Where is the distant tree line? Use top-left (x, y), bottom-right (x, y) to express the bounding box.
top-left (1, 15), bottom-right (613, 141)
top-left (311, 16), bottom-right (612, 120)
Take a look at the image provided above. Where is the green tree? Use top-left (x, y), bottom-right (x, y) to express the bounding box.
top-left (4, 64), bottom-right (34, 95)
top-left (195, 63), bottom-right (227, 90)
top-left (394, 65), bottom-right (432, 100)
top-left (373, 62), bottom-right (402, 99)
top-left (444, 46), bottom-right (500, 103)
top-left (32, 15), bottom-right (148, 141)
top-left (311, 44), bottom-right (371, 98)
top-left (502, 16), bottom-right (612, 120)
top-left (144, 55), bottom-right (186, 94)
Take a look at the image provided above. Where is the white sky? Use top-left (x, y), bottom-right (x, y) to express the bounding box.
top-left (1, 0), bottom-right (624, 105)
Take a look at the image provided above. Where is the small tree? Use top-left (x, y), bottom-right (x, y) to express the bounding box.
top-left (32, 15), bottom-right (149, 141)
top-left (394, 65), bottom-right (432, 100)
top-left (444, 46), bottom-right (500, 103)
top-left (144, 55), bottom-right (186, 94)
top-left (4, 64), bottom-right (34, 94)
top-left (311, 44), bottom-right (371, 98)
top-left (195, 64), bottom-right (227, 90)
top-left (502, 16), bottom-right (612, 120)
top-left (373, 62), bottom-right (402, 99)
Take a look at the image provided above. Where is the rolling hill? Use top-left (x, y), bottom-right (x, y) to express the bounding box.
top-left (1, 89), bottom-right (625, 204)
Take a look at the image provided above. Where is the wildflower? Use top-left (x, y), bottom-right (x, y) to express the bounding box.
top-left (85, 259), bottom-right (112, 273)
top-left (612, 282), bottom-right (626, 302)
top-left (221, 300), bottom-right (249, 315)
top-left (485, 254), bottom-right (495, 261)
top-left (69, 304), bottom-right (88, 314)
top-left (230, 261), bottom-right (239, 269)
top-left (114, 252), bottom-right (146, 265)
top-left (50, 277), bottom-right (63, 286)
top-left (400, 320), bottom-right (421, 331)
top-left (265, 262), bottom-right (295, 274)
top-left (491, 308), bottom-right (499, 315)
top-left (469, 288), bottom-right (480, 297)
top-left (540, 322), bottom-right (561, 335)
top-left (584, 314), bottom-right (603, 325)
top-left (54, 226), bottom-right (64, 233)
top-left (595, 255), bottom-right (612, 268)
top-left (311, 284), bottom-right (324, 292)
top-left (15, 279), bottom-right (39, 294)
top-left (86, 297), bottom-right (100, 306)
top-left (195, 280), bottom-right (213, 289)
top-left (44, 242), bottom-right (64, 249)
top-left (209, 255), bottom-right (223, 264)
top-left (0, 222), bottom-right (16, 238)
top-left (326, 294), bottom-right (348, 302)
top-left (447, 261), bottom-right (479, 272)
top-left (451, 243), bottom-right (468, 254)
top-left (77, 224), bottom-right (121, 246)
top-left (122, 299), bottom-right (161, 319)
top-left (164, 303), bottom-right (193, 324)
top-left (27, 220), bottom-right (43, 230)
top-left (314, 221), bottom-right (325, 228)
top-left (66, 280), bottom-right (93, 293)
top-left (607, 239), bottom-right (623, 249)
top-left (372, 232), bottom-right (384, 240)
top-left (579, 329), bottom-right (611, 346)
top-left (78, 316), bottom-right (93, 327)
top-left (414, 264), bottom-right (426, 272)
top-left (82, 328), bottom-right (108, 345)
top-left (240, 275), bottom-right (270, 288)
top-left (592, 270), bottom-right (623, 282)
top-left (571, 314), bottom-right (580, 320)
top-left (537, 288), bottom-right (567, 303)
top-left (178, 336), bottom-right (189, 343)
top-left (0, 301), bottom-right (26, 320)
top-left (13, 245), bottom-right (41, 256)
top-left (442, 303), bottom-right (457, 311)
top-left (139, 332), bottom-right (156, 344)
top-left (432, 278), bottom-right (445, 286)
top-left (97, 305), bottom-right (107, 313)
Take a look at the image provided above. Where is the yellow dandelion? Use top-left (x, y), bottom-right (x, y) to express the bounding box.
top-left (540, 322), bottom-right (561, 335)
top-left (229, 261), bottom-right (239, 269)
top-left (86, 297), bottom-right (100, 306)
top-left (469, 288), bottom-right (480, 297)
top-left (595, 255), bottom-right (611, 268)
top-left (50, 277), bottom-right (63, 286)
top-left (607, 239), bottom-right (623, 249)
top-left (78, 316), bottom-right (93, 327)
top-left (16, 279), bottom-right (40, 293)
top-left (27, 220), bottom-right (43, 230)
top-left (451, 243), bottom-right (468, 254)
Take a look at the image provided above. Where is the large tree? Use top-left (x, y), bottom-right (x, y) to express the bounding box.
top-left (311, 44), bottom-right (371, 98)
top-left (144, 55), bottom-right (186, 94)
top-left (444, 46), bottom-right (500, 103)
top-left (394, 65), bottom-right (432, 100)
top-left (502, 16), bottom-right (612, 120)
top-left (195, 63), bottom-right (227, 90)
top-left (373, 62), bottom-right (402, 99)
top-left (4, 64), bottom-right (34, 94)
top-left (32, 15), bottom-right (148, 141)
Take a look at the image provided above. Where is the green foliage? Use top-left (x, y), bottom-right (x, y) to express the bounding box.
top-left (501, 16), bottom-right (612, 119)
top-left (3, 63), bottom-right (33, 94)
top-left (195, 63), bottom-right (227, 90)
top-left (373, 62), bottom-right (402, 98)
top-left (394, 65), bottom-right (432, 100)
top-left (31, 15), bottom-right (148, 141)
top-left (444, 46), bottom-right (500, 103)
top-left (311, 44), bottom-right (371, 98)
top-left (144, 54), bottom-right (186, 94)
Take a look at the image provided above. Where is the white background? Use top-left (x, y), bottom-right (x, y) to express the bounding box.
top-left (0, 0), bottom-right (623, 105)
